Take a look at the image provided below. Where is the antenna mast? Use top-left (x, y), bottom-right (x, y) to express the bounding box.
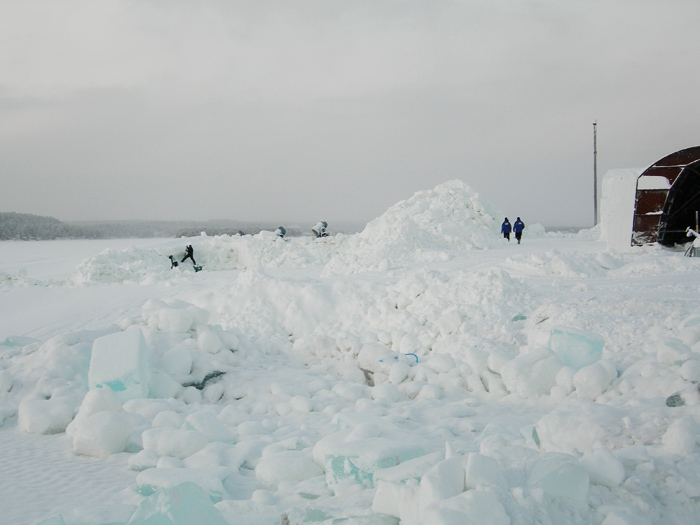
top-left (593, 121), bottom-right (598, 225)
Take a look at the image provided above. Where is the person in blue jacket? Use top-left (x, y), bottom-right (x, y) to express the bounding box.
top-left (513, 217), bottom-right (525, 244)
top-left (501, 218), bottom-right (512, 241)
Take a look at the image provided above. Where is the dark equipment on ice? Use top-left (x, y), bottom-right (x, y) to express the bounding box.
top-left (631, 146), bottom-right (700, 246)
top-left (168, 255), bottom-right (178, 268)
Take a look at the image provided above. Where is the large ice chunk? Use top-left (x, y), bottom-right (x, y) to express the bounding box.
top-left (17, 398), bottom-right (73, 435)
top-left (548, 326), bottom-right (604, 370)
top-left (323, 437), bottom-right (425, 487)
top-left (184, 410), bottom-right (235, 444)
top-left (501, 347), bottom-right (563, 397)
top-left (573, 360), bottom-right (617, 400)
top-left (464, 453), bottom-right (507, 490)
top-left (128, 481), bottom-right (228, 524)
top-left (419, 458), bottom-right (465, 514)
top-left (141, 299), bottom-right (199, 333)
top-left (373, 452), bottom-right (442, 484)
top-left (580, 447), bottom-right (626, 487)
top-left (89, 327), bottom-right (151, 402)
top-left (255, 451), bottom-right (324, 489)
top-left (135, 468), bottom-right (228, 502)
top-left (141, 428), bottom-right (208, 459)
top-left (421, 490), bottom-right (510, 525)
top-left (72, 411), bottom-right (133, 458)
top-left (527, 453), bottom-right (589, 503)
top-left (662, 416), bottom-right (698, 455)
top-left (372, 480), bottom-right (420, 521)
top-left (163, 344), bottom-right (193, 376)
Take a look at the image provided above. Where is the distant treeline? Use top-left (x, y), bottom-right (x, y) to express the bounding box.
top-left (0, 212), bottom-right (317, 240)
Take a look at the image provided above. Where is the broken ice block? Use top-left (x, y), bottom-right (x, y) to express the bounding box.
top-left (528, 453), bottom-right (589, 503)
top-left (89, 327), bottom-right (151, 402)
top-left (17, 398), bottom-right (73, 435)
top-left (464, 453), bottom-right (506, 489)
top-left (325, 437), bottom-right (425, 487)
top-left (548, 326), bottom-right (604, 370)
top-left (255, 451), bottom-right (324, 489)
top-left (128, 481), bottom-right (228, 524)
top-left (135, 468), bottom-right (228, 502)
top-left (420, 457), bottom-right (466, 512)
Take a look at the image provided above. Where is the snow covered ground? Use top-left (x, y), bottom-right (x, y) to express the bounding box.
top-left (2, 180), bottom-right (700, 525)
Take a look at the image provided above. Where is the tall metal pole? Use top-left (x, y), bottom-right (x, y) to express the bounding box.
top-left (593, 121), bottom-right (598, 225)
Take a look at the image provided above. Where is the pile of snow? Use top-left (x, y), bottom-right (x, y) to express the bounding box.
top-left (71, 233), bottom-right (337, 285)
top-left (5, 180), bottom-right (700, 524)
top-left (323, 179), bottom-right (503, 275)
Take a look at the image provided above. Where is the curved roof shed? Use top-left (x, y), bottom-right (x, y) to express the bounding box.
top-left (631, 146), bottom-right (700, 246)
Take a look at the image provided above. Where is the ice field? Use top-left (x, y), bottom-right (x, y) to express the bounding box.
top-left (2, 180), bottom-right (700, 524)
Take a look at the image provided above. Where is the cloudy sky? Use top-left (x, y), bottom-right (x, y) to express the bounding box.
top-left (1, 0), bottom-right (698, 228)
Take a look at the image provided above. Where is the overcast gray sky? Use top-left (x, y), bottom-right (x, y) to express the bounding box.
top-left (1, 0), bottom-right (698, 228)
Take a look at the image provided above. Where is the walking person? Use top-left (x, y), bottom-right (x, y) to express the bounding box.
top-left (513, 217), bottom-right (525, 244)
top-left (501, 218), bottom-right (512, 241)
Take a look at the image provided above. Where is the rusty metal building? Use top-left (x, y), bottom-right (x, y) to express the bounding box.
top-left (631, 146), bottom-right (700, 246)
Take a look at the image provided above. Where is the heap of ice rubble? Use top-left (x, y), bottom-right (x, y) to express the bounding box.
top-left (2, 180), bottom-right (700, 524)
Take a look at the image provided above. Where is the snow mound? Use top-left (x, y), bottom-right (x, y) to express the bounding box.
top-left (71, 234), bottom-right (337, 284)
top-left (323, 180), bottom-right (501, 275)
top-left (69, 180), bottom-right (502, 283)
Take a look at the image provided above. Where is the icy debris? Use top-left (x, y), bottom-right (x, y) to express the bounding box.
top-left (255, 451), bottom-right (324, 489)
top-left (548, 326), bottom-right (604, 370)
top-left (71, 410), bottom-right (133, 457)
top-left (372, 480), bottom-right (420, 522)
top-left (163, 345), bottom-right (193, 376)
top-left (67, 389), bottom-right (134, 457)
top-left (533, 399), bottom-right (627, 456)
top-left (501, 347), bottom-right (563, 397)
top-left (149, 369), bottom-right (183, 399)
top-left (314, 429), bottom-right (425, 487)
top-left (527, 453), bottom-right (589, 503)
top-left (135, 468), bottom-right (228, 502)
top-left (662, 417), bottom-right (698, 455)
top-left (580, 446), bottom-right (626, 487)
top-left (421, 489), bottom-right (510, 525)
top-left (657, 337), bottom-right (691, 366)
top-left (184, 410), bottom-right (235, 444)
top-left (419, 457), bottom-right (466, 513)
top-left (602, 510), bottom-right (653, 525)
top-left (2, 335), bottom-right (40, 348)
top-left (0, 370), bottom-right (12, 393)
top-left (88, 326), bottom-right (151, 403)
top-left (142, 428), bottom-right (209, 460)
top-left (464, 452), bottom-right (507, 490)
top-left (572, 360), bottom-right (617, 400)
top-left (141, 299), bottom-right (205, 333)
top-left (128, 481), bottom-right (228, 524)
top-left (129, 449), bottom-right (159, 472)
top-left (198, 330), bottom-right (223, 354)
top-left (17, 397), bottom-right (73, 434)
top-left (323, 438), bottom-right (425, 487)
top-left (680, 359), bottom-right (700, 381)
top-left (373, 451), bottom-right (443, 484)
